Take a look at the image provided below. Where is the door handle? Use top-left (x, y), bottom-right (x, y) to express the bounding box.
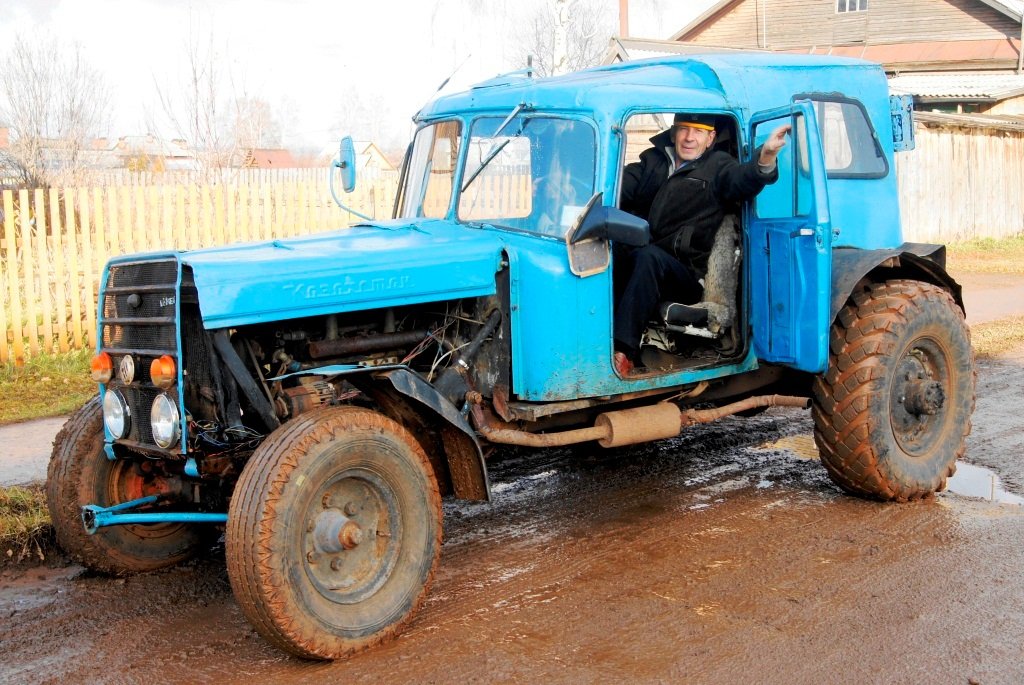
top-left (789, 227), bottom-right (815, 238)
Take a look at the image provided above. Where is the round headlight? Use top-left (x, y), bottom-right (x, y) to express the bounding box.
top-left (102, 389), bottom-right (131, 438)
top-left (118, 355), bottom-right (135, 384)
top-left (151, 393), bottom-right (181, 449)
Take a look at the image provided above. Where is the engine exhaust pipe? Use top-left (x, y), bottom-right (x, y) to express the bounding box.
top-left (472, 394), bottom-right (810, 448)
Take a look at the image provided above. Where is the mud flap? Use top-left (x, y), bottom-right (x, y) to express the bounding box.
top-left (374, 368), bottom-right (490, 501)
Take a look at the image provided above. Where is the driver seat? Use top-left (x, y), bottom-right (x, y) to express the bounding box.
top-left (650, 214), bottom-right (740, 341)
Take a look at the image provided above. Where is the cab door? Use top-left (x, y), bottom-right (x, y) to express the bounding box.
top-left (747, 101), bottom-right (832, 373)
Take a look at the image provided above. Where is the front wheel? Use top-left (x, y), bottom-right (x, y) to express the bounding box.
top-left (46, 396), bottom-right (209, 574)
top-left (225, 406), bottom-right (443, 660)
top-left (812, 280), bottom-right (975, 501)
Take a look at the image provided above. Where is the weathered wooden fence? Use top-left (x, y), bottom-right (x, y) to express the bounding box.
top-left (0, 168), bottom-right (399, 365)
top-left (2, 119), bottom-right (1023, 364)
top-left (898, 115), bottom-right (1024, 243)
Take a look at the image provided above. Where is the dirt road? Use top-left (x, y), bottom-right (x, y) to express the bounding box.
top-left (3, 350), bottom-right (1023, 684)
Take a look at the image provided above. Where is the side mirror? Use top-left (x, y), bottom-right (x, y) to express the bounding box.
top-left (569, 193), bottom-right (650, 246)
top-left (336, 136), bottom-right (357, 193)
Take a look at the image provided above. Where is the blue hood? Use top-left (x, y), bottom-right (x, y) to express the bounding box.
top-left (179, 219), bottom-right (506, 327)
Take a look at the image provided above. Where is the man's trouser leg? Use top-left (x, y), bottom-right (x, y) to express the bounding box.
top-left (613, 244), bottom-right (701, 358)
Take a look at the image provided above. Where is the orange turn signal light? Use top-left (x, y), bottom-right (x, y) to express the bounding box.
top-left (150, 355), bottom-right (177, 389)
top-left (90, 352), bottom-right (113, 383)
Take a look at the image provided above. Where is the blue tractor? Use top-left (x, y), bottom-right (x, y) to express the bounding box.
top-left (47, 54), bottom-right (974, 659)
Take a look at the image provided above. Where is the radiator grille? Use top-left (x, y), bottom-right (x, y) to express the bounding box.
top-left (101, 258), bottom-right (181, 451)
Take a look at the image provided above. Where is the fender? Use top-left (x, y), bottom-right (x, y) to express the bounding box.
top-left (369, 367), bottom-right (490, 502)
top-left (830, 243), bottom-right (964, 323)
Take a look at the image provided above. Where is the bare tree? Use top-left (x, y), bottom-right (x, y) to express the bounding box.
top-left (232, 96), bottom-right (283, 150)
top-left (152, 18), bottom-right (237, 175)
top-left (0, 35), bottom-right (112, 188)
top-left (331, 89), bottom-right (396, 149)
top-left (513, 0), bottom-right (616, 77)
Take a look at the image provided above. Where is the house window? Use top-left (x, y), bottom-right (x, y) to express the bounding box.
top-left (837, 0), bottom-right (868, 12)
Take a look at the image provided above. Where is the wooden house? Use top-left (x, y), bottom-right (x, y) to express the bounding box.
top-left (607, 0), bottom-right (1024, 114)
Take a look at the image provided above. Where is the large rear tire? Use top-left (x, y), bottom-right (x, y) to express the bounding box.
top-left (46, 396), bottom-right (209, 574)
top-left (225, 406), bottom-right (442, 660)
top-left (812, 280), bottom-right (975, 501)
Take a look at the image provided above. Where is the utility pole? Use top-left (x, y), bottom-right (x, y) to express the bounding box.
top-left (619, 0), bottom-right (629, 37)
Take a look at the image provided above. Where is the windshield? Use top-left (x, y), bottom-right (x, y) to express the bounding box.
top-left (458, 116), bottom-right (596, 237)
top-left (397, 120), bottom-right (461, 219)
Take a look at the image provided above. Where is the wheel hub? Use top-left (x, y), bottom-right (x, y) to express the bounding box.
top-left (903, 379), bottom-right (945, 416)
top-left (302, 469), bottom-right (402, 605)
top-left (312, 509), bottom-right (364, 553)
top-left (889, 340), bottom-right (951, 456)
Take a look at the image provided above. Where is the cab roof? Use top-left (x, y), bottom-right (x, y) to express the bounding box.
top-left (418, 52), bottom-right (889, 125)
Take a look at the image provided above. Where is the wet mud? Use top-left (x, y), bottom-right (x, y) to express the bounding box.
top-left (2, 353), bottom-right (1023, 684)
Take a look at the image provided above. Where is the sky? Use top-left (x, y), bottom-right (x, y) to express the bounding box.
top-left (0, 0), bottom-right (718, 152)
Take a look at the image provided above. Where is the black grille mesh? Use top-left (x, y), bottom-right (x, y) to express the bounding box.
top-left (103, 291), bottom-right (175, 320)
top-left (102, 324), bottom-right (177, 352)
top-left (123, 385), bottom-right (161, 445)
top-left (182, 304), bottom-right (213, 391)
top-left (107, 261), bottom-right (178, 288)
top-left (102, 260), bottom-right (179, 355)
top-left (103, 259), bottom-right (181, 450)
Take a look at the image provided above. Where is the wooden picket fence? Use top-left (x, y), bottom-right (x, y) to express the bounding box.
top-left (897, 117), bottom-right (1024, 243)
top-left (3, 117), bottom-right (1023, 365)
top-left (0, 169), bottom-right (399, 365)
top-left (0, 169), bottom-right (534, 365)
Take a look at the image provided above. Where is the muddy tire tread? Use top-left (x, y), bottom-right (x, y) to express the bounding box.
top-left (225, 406), bottom-right (442, 660)
top-left (46, 396), bottom-right (202, 574)
top-left (812, 280), bottom-right (976, 502)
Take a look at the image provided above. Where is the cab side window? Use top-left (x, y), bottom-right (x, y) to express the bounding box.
top-left (804, 96), bottom-right (888, 178)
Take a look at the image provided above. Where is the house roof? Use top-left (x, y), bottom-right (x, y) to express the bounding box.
top-left (603, 37), bottom-right (755, 64)
top-left (316, 140), bottom-right (396, 170)
top-left (888, 71), bottom-right (1024, 100)
top-left (800, 38), bottom-right (1023, 71)
top-left (608, 36), bottom-right (1022, 73)
top-left (671, 0), bottom-right (1023, 41)
top-left (915, 110), bottom-right (1024, 131)
top-left (113, 135), bottom-right (192, 158)
top-left (244, 149), bottom-right (297, 168)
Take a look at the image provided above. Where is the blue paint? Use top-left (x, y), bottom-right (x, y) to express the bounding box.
top-left (93, 53), bottom-right (911, 407)
top-left (81, 495), bottom-right (227, 533)
top-left (180, 221), bottom-right (505, 328)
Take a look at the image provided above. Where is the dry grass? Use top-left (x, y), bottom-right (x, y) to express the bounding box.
top-left (0, 349), bottom-right (95, 425)
top-left (972, 316), bottom-right (1024, 359)
top-left (0, 484), bottom-right (54, 564)
top-left (947, 235), bottom-right (1024, 275)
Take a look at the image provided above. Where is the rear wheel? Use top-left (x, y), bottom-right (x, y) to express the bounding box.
top-left (46, 396), bottom-right (209, 574)
top-left (226, 406), bottom-right (442, 660)
top-left (812, 280), bottom-right (975, 501)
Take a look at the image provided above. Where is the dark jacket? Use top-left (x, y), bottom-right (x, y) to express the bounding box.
top-left (621, 129), bottom-right (777, 275)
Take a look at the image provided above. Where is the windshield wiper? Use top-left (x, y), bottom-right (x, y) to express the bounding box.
top-left (460, 103), bottom-right (528, 193)
top-left (461, 138), bottom-right (512, 193)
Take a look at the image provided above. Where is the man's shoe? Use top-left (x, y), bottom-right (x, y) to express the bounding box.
top-left (613, 351), bottom-right (634, 377)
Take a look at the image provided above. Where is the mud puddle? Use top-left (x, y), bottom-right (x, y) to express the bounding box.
top-left (945, 462), bottom-right (1024, 505)
top-left (758, 432), bottom-right (1024, 506)
top-left (2, 403), bottom-right (1024, 684)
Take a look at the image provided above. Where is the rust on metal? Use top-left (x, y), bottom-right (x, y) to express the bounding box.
top-left (681, 395), bottom-right (810, 426)
top-left (471, 394), bottom-right (812, 449)
top-left (307, 330), bottom-right (430, 359)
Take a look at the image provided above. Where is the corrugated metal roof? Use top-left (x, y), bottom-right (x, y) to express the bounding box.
top-left (801, 38), bottom-right (1022, 67)
top-left (914, 111), bottom-right (1024, 132)
top-left (889, 72), bottom-right (1024, 99)
top-left (603, 37), bottom-right (761, 64)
